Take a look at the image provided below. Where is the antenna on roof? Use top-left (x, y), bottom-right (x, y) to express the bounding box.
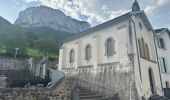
top-left (132, 0), bottom-right (140, 12)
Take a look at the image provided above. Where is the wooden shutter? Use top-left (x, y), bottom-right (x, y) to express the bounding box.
top-left (165, 58), bottom-right (169, 73)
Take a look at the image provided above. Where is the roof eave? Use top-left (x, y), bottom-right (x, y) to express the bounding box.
top-left (154, 28), bottom-right (170, 38)
top-left (131, 10), bottom-right (153, 31)
top-left (61, 12), bottom-right (131, 44)
top-left (61, 10), bottom-right (154, 45)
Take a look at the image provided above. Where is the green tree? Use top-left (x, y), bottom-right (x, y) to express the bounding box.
top-left (33, 37), bottom-right (58, 54)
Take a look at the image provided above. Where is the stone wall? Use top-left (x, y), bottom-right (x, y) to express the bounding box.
top-left (0, 57), bottom-right (56, 88)
top-left (0, 57), bottom-right (29, 70)
top-left (0, 76), bottom-right (7, 88)
top-left (63, 62), bottom-right (138, 100)
top-left (0, 79), bottom-right (74, 100)
top-left (0, 57), bottom-right (31, 88)
top-left (0, 70), bottom-right (40, 88)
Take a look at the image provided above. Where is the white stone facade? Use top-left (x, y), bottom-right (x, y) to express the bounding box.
top-left (130, 15), bottom-right (163, 98)
top-left (59, 20), bottom-right (129, 70)
top-left (59, 11), bottom-right (165, 99)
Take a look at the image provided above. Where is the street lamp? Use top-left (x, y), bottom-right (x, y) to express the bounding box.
top-left (15, 48), bottom-right (19, 58)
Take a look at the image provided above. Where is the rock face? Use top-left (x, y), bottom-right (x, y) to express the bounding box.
top-left (15, 6), bottom-right (91, 34)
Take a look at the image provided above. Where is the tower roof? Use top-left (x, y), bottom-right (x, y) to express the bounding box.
top-left (132, 0), bottom-right (140, 12)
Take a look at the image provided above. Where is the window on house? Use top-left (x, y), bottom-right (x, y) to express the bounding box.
top-left (145, 44), bottom-right (150, 59)
top-left (158, 37), bottom-right (166, 49)
top-left (85, 45), bottom-right (92, 60)
top-left (106, 38), bottom-right (115, 57)
top-left (138, 39), bottom-right (142, 57)
top-left (70, 49), bottom-right (75, 63)
top-left (160, 57), bottom-right (168, 73)
top-left (138, 38), bottom-right (150, 59)
top-left (139, 22), bottom-right (143, 30)
top-left (138, 38), bottom-right (145, 57)
top-left (141, 38), bottom-right (145, 57)
top-left (166, 82), bottom-right (169, 88)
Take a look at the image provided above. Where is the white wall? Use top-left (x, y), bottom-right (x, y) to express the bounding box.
top-left (156, 30), bottom-right (170, 88)
top-left (131, 15), bottom-right (163, 98)
top-left (59, 20), bottom-right (130, 69)
top-left (58, 14), bottom-right (164, 99)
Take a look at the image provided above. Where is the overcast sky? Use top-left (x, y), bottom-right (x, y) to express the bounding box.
top-left (0, 0), bottom-right (170, 29)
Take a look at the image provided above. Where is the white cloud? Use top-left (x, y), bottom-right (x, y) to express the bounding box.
top-left (22, 0), bottom-right (131, 26)
top-left (109, 10), bottom-right (129, 19)
top-left (24, 0), bottom-right (38, 3)
top-left (22, 0), bottom-right (170, 28)
top-left (101, 5), bottom-right (108, 11)
top-left (144, 0), bottom-right (169, 15)
top-left (157, 0), bottom-right (169, 5)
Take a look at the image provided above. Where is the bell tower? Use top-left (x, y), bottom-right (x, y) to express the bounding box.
top-left (132, 0), bottom-right (140, 12)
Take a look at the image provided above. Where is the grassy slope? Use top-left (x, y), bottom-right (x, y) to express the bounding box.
top-left (0, 16), bottom-right (75, 59)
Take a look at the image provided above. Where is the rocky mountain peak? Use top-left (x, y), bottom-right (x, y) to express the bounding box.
top-left (14, 6), bottom-right (91, 34)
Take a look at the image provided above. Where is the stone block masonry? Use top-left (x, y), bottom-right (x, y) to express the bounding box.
top-left (0, 79), bottom-right (74, 100)
top-left (63, 62), bottom-right (138, 100)
top-left (0, 76), bottom-right (7, 88)
top-left (0, 57), bottom-right (55, 88)
top-left (0, 57), bottom-right (29, 70)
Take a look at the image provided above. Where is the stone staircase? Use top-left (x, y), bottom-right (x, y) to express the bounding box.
top-left (78, 88), bottom-right (108, 100)
top-left (149, 95), bottom-right (170, 100)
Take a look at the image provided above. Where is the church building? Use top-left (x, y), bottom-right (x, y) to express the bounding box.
top-left (59, 0), bottom-right (166, 100)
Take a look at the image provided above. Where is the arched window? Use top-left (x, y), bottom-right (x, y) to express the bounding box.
top-left (85, 45), bottom-right (92, 60)
top-left (106, 38), bottom-right (115, 56)
top-left (145, 44), bottom-right (150, 59)
top-left (141, 38), bottom-right (145, 57)
top-left (138, 38), bottom-right (150, 59)
top-left (69, 49), bottom-right (75, 63)
top-left (138, 39), bottom-right (142, 57)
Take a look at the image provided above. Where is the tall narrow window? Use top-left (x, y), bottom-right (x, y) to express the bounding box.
top-left (85, 45), bottom-right (92, 60)
top-left (145, 44), bottom-right (150, 59)
top-left (70, 49), bottom-right (75, 63)
top-left (139, 38), bottom-right (150, 59)
top-left (106, 38), bottom-right (115, 56)
top-left (138, 39), bottom-right (142, 57)
top-left (141, 38), bottom-right (145, 57)
top-left (158, 37), bottom-right (166, 49)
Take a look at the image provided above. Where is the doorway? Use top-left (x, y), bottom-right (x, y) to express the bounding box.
top-left (148, 68), bottom-right (156, 94)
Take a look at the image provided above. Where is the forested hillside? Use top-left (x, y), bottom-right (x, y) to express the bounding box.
top-left (0, 16), bottom-right (74, 59)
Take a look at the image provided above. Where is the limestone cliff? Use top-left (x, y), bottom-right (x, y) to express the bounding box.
top-left (15, 6), bottom-right (91, 34)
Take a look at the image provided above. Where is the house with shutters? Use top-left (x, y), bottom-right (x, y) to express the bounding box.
top-left (155, 28), bottom-right (170, 89)
top-left (58, 0), bottom-right (170, 100)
